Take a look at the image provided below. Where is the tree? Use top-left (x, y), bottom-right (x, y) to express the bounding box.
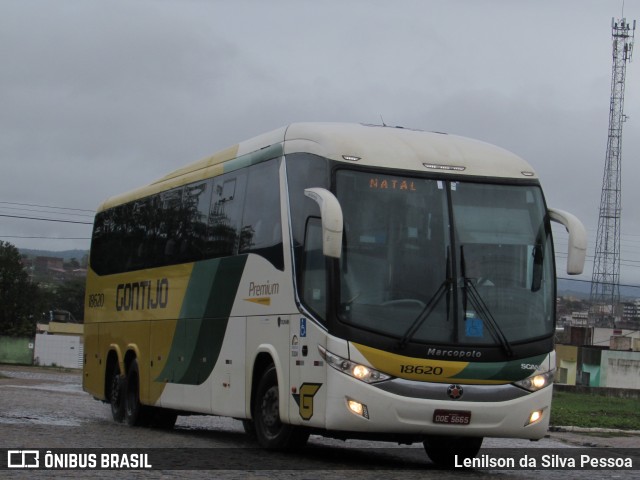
top-left (0, 241), bottom-right (39, 336)
top-left (51, 278), bottom-right (85, 322)
top-left (65, 258), bottom-right (80, 269)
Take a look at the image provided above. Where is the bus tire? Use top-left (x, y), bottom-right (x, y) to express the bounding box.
top-left (124, 358), bottom-right (151, 427)
top-left (109, 367), bottom-right (125, 423)
top-left (253, 365), bottom-right (309, 449)
top-left (150, 408), bottom-right (178, 429)
top-left (242, 419), bottom-right (256, 438)
top-left (423, 435), bottom-right (483, 467)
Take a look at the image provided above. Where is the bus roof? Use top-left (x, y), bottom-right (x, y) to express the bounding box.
top-left (97, 122), bottom-right (538, 211)
top-left (283, 123), bottom-right (536, 178)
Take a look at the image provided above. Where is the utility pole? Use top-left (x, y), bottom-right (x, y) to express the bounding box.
top-left (590, 17), bottom-right (635, 327)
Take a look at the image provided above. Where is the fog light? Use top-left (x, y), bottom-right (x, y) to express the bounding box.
top-left (526, 409), bottom-right (543, 426)
top-left (348, 400), bottom-right (363, 415)
top-left (347, 398), bottom-right (369, 419)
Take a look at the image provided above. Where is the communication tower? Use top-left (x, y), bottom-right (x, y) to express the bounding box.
top-left (590, 17), bottom-right (635, 326)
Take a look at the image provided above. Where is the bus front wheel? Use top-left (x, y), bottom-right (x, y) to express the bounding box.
top-left (423, 435), bottom-right (483, 467)
top-left (253, 365), bottom-right (309, 448)
top-left (150, 408), bottom-right (178, 429)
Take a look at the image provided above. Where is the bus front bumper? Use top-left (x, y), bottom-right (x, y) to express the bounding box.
top-left (323, 367), bottom-right (552, 440)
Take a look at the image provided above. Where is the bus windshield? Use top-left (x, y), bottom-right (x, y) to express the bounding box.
top-left (335, 169), bottom-right (555, 347)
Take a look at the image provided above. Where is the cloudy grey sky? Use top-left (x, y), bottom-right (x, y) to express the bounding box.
top-left (1, 0), bottom-right (640, 284)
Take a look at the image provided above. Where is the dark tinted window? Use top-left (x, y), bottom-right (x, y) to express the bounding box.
top-left (301, 218), bottom-right (327, 320)
top-left (158, 187), bottom-right (185, 264)
top-left (90, 158), bottom-right (284, 275)
top-left (239, 158), bottom-right (284, 270)
top-left (285, 153), bottom-right (330, 289)
top-left (207, 173), bottom-right (246, 258)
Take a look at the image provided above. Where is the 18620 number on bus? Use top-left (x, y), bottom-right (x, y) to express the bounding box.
top-left (399, 365), bottom-right (443, 375)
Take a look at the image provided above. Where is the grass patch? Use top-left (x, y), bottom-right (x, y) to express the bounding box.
top-left (551, 390), bottom-right (640, 430)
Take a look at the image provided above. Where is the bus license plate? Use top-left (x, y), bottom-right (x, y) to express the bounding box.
top-left (433, 409), bottom-right (471, 425)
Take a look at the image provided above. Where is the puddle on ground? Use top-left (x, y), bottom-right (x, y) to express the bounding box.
top-left (0, 409), bottom-right (81, 427)
top-left (2, 383), bottom-right (84, 394)
top-left (0, 369), bottom-right (81, 385)
top-left (0, 379), bottom-right (85, 426)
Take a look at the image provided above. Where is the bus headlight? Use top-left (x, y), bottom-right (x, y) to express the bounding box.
top-left (514, 370), bottom-right (554, 392)
top-left (318, 346), bottom-right (392, 384)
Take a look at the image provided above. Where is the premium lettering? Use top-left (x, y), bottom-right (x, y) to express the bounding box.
top-left (249, 281), bottom-right (279, 297)
top-left (116, 279), bottom-right (169, 311)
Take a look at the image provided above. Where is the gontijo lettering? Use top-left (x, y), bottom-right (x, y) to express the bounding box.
top-left (116, 279), bottom-right (169, 311)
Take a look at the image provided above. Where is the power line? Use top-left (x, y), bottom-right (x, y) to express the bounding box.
top-left (0, 214), bottom-right (93, 225)
top-left (0, 201), bottom-right (94, 213)
top-left (0, 206), bottom-right (94, 218)
top-left (0, 236), bottom-right (90, 240)
top-left (558, 276), bottom-right (640, 289)
top-left (555, 251), bottom-right (640, 269)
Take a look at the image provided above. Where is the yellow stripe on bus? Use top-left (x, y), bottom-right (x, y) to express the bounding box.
top-left (352, 342), bottom-right (469, 382)
top-left (352, 343), bottom-right (518, 385)
top-left (244, 297), bottom-right (271, 306)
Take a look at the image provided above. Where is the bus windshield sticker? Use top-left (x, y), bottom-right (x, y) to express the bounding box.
top-left (465, 315), bottom-right (484, 338)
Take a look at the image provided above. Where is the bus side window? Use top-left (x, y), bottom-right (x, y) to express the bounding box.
top-left (208, 173), bottom-right (246, 258)
top-left (301, 218), bottom-right (326, 321)
top-left (128, 199), bottom-right (151, 270)
top-left (90, 211), bottom-right (109, 274)
top-left (113, 203), bottom-right (132, 273)
top-left (239, 158), bottom-right (284, 270)
top-left (160, 187), bottom-right (184, 262)
top-left (181, 180), bottom-right (212, 262)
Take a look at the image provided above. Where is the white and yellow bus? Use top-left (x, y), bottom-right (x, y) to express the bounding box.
top-left (83, 123), bottom-right (586, 465)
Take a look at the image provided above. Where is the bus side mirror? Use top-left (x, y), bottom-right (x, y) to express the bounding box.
top-left (304, 188), bottom-right (343, 258)
top-left (548, 208), bottom-right (587, 275)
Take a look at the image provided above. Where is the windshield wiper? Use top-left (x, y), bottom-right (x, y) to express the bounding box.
top-left (464, 280), bottom-right (513, 358)
top-left (460, 246), bottom-right (513, 358)
top-left (396, 279), bottom-right (451, 350)
top-left (397, 251), bottom-right (452, 350)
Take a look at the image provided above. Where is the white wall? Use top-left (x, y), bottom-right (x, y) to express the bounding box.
top-left (593, 328), bottom-right (640, 347)
top-left (601, 351), bottom-right (640, 389)
top-left (34, 333), bottom-right (83, 369)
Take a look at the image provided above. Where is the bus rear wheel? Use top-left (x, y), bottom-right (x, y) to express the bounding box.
top-left (109, 367), bottom-right (125, 423)
top-left (253, 365), bottom-right (309, 448)
top-left (423, 435), bottom-right (483, 467)
top-left (124, 358), bottom-right (151, 427)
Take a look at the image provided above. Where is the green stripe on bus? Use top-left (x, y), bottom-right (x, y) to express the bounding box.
top-left (222, 143), bottom-right (283, 173)
top-left (156, 255), bottom-right (248, 385)
top-left (450, 354), bottom-right (548, 382)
